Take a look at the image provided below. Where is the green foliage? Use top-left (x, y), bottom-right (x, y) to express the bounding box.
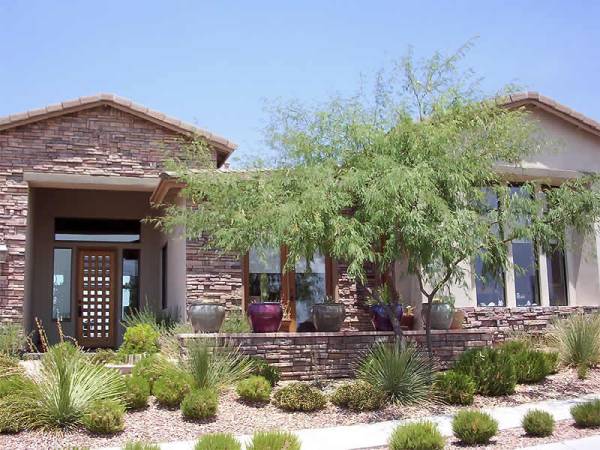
top-left (388, 421), bottom-right (445, 450)
top-left (220, 310), bottom-right (252, 333)
top-left (0, 373), bottom-right (29, 398)
top-left (236, 375), bottom-right (272, 403)
top-left (0, 323), bottom-right (25, 357)
top-left (433, 370), bottom-right (476, 405)
top-left (543, 351), bottom-right (560, 374)
top-left (0, 353), bottom-right (20, 371)
top-left (195, 433), bottom-right (241, 450)
top-left (0, 343), bottom-right (125, 430)
top-left (123, 443), bottom-right (161, 450)
top-left (571, 400), bottom-right (600, 428)
top-left (121, 304), bottom-right (179, 333)
top-left (522, 409), bottom-right (555, 437)
top-left (577, 363), bottom-right (589, 380)
top-left (272, 382), bottom-right (326, 412)
top-left (549, 314), bottom-right (600, 370)
top-left (82, 399), bottom-right (125, 434)
top-left (453, 347), bottom-right (516, 396)
top-left (452, 410), bottom-right (498, 445)
top-left (357, 342), bottom-right (435, 405)
top-left (0, 394), bottom-right (25, 433)
top-left (181, 388), bottom-right (219, 420)
top-left (186, 341), bottom-right (253, 391)
top-left (246, 431), bottom-right (301, 450)
top-left (501, 339), bottom-right (554, 383)
top-left (132, 354), bottom-right (176, 391)
top-left (90, 349), bottom-right (124, 365)
top-left (250, 357), bottom-right (281, 387)
top-left (153, 368), bottom-right (192, 408)
top-left (330, 380), bottom-right (386, 411)
top-left (159, 323), bottom-right (194, 360)
top-left (120, 324), bottom-right (160, 355)
top-left (124, 375), bottom-right (151, 410)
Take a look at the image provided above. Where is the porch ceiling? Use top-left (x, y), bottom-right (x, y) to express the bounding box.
top-left (24, 172), bottom-right (159, 192)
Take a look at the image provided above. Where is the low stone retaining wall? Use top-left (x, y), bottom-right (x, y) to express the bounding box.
top-left (178, 328), bottom-right (497, 380)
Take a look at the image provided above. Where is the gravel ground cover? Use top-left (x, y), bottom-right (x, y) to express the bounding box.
top-left (1, 368), bottom-right (599, 450)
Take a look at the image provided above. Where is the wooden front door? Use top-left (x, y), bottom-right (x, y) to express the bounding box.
top-left (76, 248), bottom-right (117, 348)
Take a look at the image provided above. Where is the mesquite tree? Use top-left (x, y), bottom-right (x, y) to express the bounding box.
top-left (160, 45), bottom-right (600, 356)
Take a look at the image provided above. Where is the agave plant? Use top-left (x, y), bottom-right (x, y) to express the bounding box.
top-left (357, 341), bottom-right (435, 405)
top-left (185, 340), bottom-right (253, 391)
top-left (4, 342), bottom-right (125, 430)
top-left (548, 313), bottom-right (600, 370)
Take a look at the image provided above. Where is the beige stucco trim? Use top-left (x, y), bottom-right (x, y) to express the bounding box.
top-left (24, 172), bottom-right (160, 192)
top-left (494, 163), bottom-right (583, 184)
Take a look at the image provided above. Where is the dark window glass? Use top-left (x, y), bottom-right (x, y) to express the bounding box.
top-left (547, 249), bottom-right (568, 306)
top-left (55, 218), bottom-right (141, 243)
top-left (295, 253), bottom-right (326, 325)
top-left (122, 249), bottom-right (140, 318)
top-left (249, 247), bottom-right (281, 302)
top-left (161, 245), bottom-right (168, 310)
top-left (52, 248), bottom-right (72, 320)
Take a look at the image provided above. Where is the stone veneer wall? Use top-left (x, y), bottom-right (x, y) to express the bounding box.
top-left (179, 329), bottom-right (497, 380)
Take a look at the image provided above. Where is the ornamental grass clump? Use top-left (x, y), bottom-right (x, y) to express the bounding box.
top-left (181, 388), bottom-right (219, 420)
top-left (453, 347), bottom-right (516, 396)
top-left (388, 421), bottom-right (444, 450)
top-left (195, 432), bottom-right (242, 450)
top-left (571, 399), bottom-right (600, 428)
top-left (522, 409), bottom-right (555, 437)
top-left (357, 342), bottom-right (435, 405)
top-left (236, 375), bottom-right (272, 403)
top-left (132, 354), bottom-right (175, 391)
top-left (119, 324), bottom-right (160, 355)
top-left (452, 410), bottom-right (498, 445)
top-left (273, 382), bottom-right (326, 412)
top-left (433, 370), bottom-right (476, 405)
top-left (123, 442), bottom-right (161, 450)
top-left (548, 313), bottom-right (600, 374)
top-left (123, 375), bottom-right (151, 410)
top-left (0, 323), bottom-right (25, 357)
top-left (331, 380), bottom-right (386, 411)
top-left (153, 368), bottom-right (192, 408)
top-left (82, 399), bottom-right (125, 434)
top-left (246, 430), bottom-right (301, 450)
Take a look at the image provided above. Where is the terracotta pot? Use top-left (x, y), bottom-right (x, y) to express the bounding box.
top-left (247, 302), bottom-right (283, 333)
top-left (370, 304), bottom-right (403, 331)
top-left (450, 309), bottom-right (465, 329)
top-left (400, 314), bottom-right (415, 330)
top-left (421, 303), bottom-right (454, 330)
top-left (189, 303), bottom-right (226, 333)
top-left (312, 303), bottom-right (345, 332)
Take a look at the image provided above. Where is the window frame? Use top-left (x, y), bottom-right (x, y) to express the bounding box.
top-left (51, 246), bottom-right (74, 321)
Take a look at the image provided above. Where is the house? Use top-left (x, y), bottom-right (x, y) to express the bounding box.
top-left (1, 92), bottom-right (600, 349)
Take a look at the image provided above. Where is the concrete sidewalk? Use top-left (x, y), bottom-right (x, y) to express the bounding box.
top-left (518, 435), bottom-right (600, 450)
top-left (102, 393), bottom-right (600, 450)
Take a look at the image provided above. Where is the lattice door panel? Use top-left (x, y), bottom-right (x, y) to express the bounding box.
top-left (76, 249), bottom-right (116, 347)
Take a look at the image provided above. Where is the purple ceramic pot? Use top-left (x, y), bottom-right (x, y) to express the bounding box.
top-left (247, 302), bottom-right (283, 333)
top-left (370, 304), bottom-right (403, 331)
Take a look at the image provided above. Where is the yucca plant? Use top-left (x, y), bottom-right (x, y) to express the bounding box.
top-left (357, 342), bottom-right (435, 405)
top-left (2, 342), bottom-right (125, 430)
top-left (185, 340), bottom-right (253, 391)
top-left (548, 313), bottom-right (600, 370)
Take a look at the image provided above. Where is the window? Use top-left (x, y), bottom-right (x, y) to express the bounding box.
top-left (248, 246), bottom-right (282, 302)
top-left (547, 249), bottom-right (568, 306)
top-left (294, 252), bottom-right (326, 325)
top-left (52, 248), bottom-right (72, 320)
top-left (55, 218), bottom-right (141, 243)
top-left (122, 249), bottom-right (140, 318)
top-left (161, 245), bottom-right (168, 310)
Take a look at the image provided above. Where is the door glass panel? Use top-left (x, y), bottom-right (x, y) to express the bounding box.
top-left (52, 248), bottom-right (72, 320)
top-left (249, 246), bottom-right (281, 302)
top-left (295, 253), bottom-right (326, 326)
top-left (547, 249), bottom-right (568, 306)
top-left (122, 249), bottom-right (140, 318)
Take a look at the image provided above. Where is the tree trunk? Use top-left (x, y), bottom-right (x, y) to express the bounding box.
top-left (424, 294), bottom-right (434, 359)
top-left (383, 265), bottom-right (404, 342)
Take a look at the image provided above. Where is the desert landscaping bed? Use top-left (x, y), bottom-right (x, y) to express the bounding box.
top-left (2, 368), bottom-right (600, 450)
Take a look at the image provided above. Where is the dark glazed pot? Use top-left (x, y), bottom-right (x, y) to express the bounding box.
top-left (421, 303), bottom-right (454, 330)
top-left (370, 304), bottom-right (403, 331)
top-left (247, 302), bottom-right (283, 333)
top-left (312, 303), bottom-right (345, 332)
top-left (189, 303), bottom-right (226, 333)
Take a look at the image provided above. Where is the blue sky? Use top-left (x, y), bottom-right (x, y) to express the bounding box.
top-left (1, 1), bottom-right (598, 165)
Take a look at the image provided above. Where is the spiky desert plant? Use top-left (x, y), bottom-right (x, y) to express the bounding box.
top-left (357, 342), bottom-right (435, 405)
top-left (548, 313), bottom-right (600, 370)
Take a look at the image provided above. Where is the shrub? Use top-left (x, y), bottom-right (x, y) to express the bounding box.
top-left (548, 313), bottom-right (600, 369)
top-left (236, 375), bottom-right (272, 403)
top-left (500, 339), bottom-right (531, 354)
top-left (246, 431), bottom-right (301, 450)
top-left (0, 323), bottom-right (25, 357)
top-left (123, 443), bottom-right (161, 450)
top-left (181, 388), bottom-right (218, 420)
top-left (331, 380), bottom-right (386, 411)
top-left (219, 310), bottom-right (252, 333)
top-left (453, 347), bottom-right (516, 396)
top-left (153, 368), bottom-right (192, 407)
top-left (120, 324), bottom-right (160, 355)
top-left (124, 375), bottom-right (151, 410)
top-left (132, 354), bottom-right (175, 391)
top-left (452, 410), bottom-right (498, 445)
top-left (388, 421), bottom-right (444, 450)
top-left (543, 351), bottom-right (560, 374)
top-left (195, 432), bottom-right (242, 450)
top-left (90, 349), bottom-right (124, 365)
top-left (433, 370), bottom-right (476, 405)
top-left (513, 350), bottom-right (552, 384)
top-left (578, 364), bottom-right (589, 380)
top-left (272, 382), bottom-right (326, 412)
top-left (186, 341), bottom-right (253, 391)
top-left (357, 342), bottom-right (435, 405)
top-left (250, 357), bottom-right (281, 387)
top-left (82, 399), bottom-right (125, 434)
top-left (522, 409), bottom-right (555, 437)
top-left (571, 399), bottom-right (600, 428)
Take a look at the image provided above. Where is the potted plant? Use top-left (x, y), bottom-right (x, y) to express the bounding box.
top-left (422, 294), bottom-right (455, 330)
top-left (368, 285), bottom-right (403, 332)
top-left (450, 308), bottom-right (465, 329)
top-left (189, 302), bottom-right (226, 333)
top-left (247, 273), bottom-right (283, 333)
top-left (312, 296), bottom-right (345, 332)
